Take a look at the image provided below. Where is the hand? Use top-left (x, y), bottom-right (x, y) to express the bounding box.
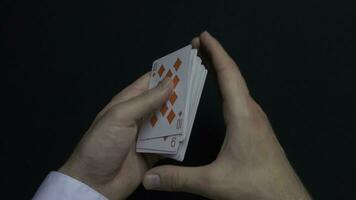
top-left (142, 31), bottom-right (311, 200)
top-left (59, 74), bottom-right (173, 199)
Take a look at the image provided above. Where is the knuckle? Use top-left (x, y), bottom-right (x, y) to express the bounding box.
top-left (107, 104), bottom-right (125, 120)
top-left (217, 58), bottom-right (237, 73)
top-left (240, 97), bottom-right (269, 127)
top-left (226, 56), bottom-right (237, 66)
top-left (146, 88), bottom-right (165, 107)
top-left (169, 170), bottom-right (186, 191)
top-left (144, 93), bottom-right (158, 110)
top-left (106, 104), bottom-right (138, 128)
top-left (110, 92), bottom-right (124, 103)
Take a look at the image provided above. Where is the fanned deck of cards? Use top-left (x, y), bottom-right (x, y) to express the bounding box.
top-left (136, 45), bottom-right (207, 161)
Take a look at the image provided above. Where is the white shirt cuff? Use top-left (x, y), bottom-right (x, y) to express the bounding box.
top-left (33, 171), bottom-right (108, 200)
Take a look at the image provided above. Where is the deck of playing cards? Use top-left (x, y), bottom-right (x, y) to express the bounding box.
top-left (136, 45), bottom-right (207, 161)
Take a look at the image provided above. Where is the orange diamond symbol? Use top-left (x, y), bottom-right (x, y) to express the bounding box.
top-left (173, 58), bottom-right (182, 71)
top-left (172, 75), bottom-right (180, 88)
top-left (169, 91), bottom-right (177, 105)
top-left (158, 65), bottom-right (165, 77)
top-left (166, 109), bottom-right (176, 124)
top-left (165, 69), bottom-right (173, 79)
top-left (150, 114), bottom-right (158, 127)
top-left (160, 103), bottom-right (168, 116)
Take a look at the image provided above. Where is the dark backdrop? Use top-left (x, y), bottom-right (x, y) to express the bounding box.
top-left (2, 0), bottom-right (356, 199)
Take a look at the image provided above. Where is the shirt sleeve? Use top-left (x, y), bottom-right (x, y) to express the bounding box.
top-left (33, 171), bottom-right (108, 200)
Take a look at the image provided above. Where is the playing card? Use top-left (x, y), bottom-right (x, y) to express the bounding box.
top-left (136, 44), bottom-right (207, 161)
top-left (136, 134), bottom-right (179, 153)
top-left (138, 45), bottom-right (193, 140)
top-left (168, 68), bottom-right (207, 160)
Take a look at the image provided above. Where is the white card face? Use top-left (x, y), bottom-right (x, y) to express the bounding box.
top-left (138, 45), bottom-right (192, 140)
top-left (136, 135), bottom-right (180, 153)
top-left (167, 66), bottom-right (207, 161)
top-left (136, 44), bottom-right (208, 162)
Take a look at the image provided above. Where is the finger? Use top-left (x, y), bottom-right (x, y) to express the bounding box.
top-left (199, 31), bottom-right (250, 119)
top-left (114, 77), bottom-right (173, 123)
top-left (96, 72), bottom-right (150, 121)
top-left (111, 72), bottom-right (151, 103)
top-left (191, 36), bottom-right (208, 66)
top-left (192, 36), bottom-right (213, 70)
top-left (191, 37), bottom-right (200, 49)
top-left (143, 165), bottom-right (207, 193)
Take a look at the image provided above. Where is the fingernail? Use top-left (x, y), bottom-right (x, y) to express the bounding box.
top-left (144, 174), bottom-right (160, 190)
top-left (158, 77), bottom-right (173, 89)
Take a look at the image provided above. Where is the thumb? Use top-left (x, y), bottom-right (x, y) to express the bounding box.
top-left (119, 76), bottom-right (173, 121)
top-left (143, 165), bottom-right (207, 193)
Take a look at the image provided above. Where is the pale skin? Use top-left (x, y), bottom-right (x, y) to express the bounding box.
top-left (59, 31), bottom-right (311, 200)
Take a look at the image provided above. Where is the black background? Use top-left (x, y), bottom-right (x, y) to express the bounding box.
top-left (2, 0), bottom-right (356, 199)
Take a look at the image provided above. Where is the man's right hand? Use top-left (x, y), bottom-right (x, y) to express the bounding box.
top-left (142, 31), bottom-right (311, 200)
